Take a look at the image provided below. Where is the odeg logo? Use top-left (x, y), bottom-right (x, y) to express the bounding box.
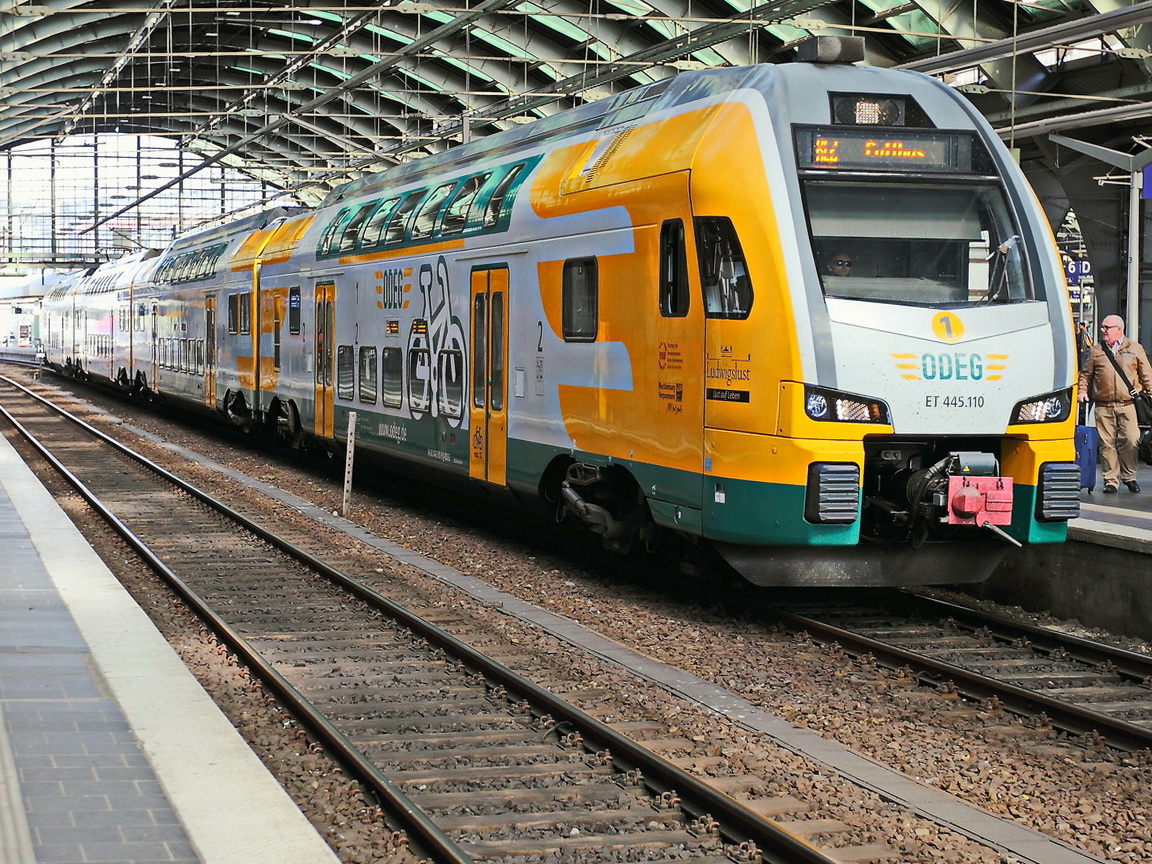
top-left (920, 352), bottom-right (983, 380)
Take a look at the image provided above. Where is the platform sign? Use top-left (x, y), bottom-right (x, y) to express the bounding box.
top-left (1065, 259), bottom-right (1090, 286)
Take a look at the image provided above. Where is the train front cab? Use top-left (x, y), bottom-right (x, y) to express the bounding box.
top-left (690, 73), bottom-right (1079, 587)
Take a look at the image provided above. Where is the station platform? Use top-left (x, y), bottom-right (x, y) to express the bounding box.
top-left (0, 432), bottom-right (339, 864)
top-left (1072, 458), bottom-right (1152, 544)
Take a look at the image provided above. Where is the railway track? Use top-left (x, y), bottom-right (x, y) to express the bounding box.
top-left (758, 590), bottom-right (1152, 752)
top-left (0, 374), bottom-right (852, 864)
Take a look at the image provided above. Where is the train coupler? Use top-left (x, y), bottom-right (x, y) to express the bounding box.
top-left (946, 474), bottom-right (1013, 526)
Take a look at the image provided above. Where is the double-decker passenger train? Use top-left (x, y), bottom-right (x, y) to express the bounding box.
top-left (41, 37), bottom-right (1080, 586)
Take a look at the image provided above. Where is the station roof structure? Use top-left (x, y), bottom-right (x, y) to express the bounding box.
top-left (1, 0), bottom-right (1151, 293)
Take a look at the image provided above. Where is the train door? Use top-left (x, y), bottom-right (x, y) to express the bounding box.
top-left (469, 266), bottom-right (508, 486)
top-left (700, 218), bottom-right (756, 434)
top-left (149, 302), bottom-right (159, 392)
top-left (257, 287), bottom-right (279, 407)
top-left (314, 281), bottom-right (335, 438)
top-left (68, 298), bottom-right (78, 368)
top-left (205, 297), bottom-right (216, 408)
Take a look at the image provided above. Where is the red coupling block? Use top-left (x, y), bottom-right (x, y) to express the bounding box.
top-left (947, 476), bottom-right (1014, 525)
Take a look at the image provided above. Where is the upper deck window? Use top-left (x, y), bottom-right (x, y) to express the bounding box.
top-left (314, 157), bottom-right (538, 259)
top-left (384, 191), bottom-right (425, 246)
top-left (411, 182), bottom-right (456, 240)
top-left (338, 202), bottom-right (376, 253)
top-left (441, 172), bottom-right (490, 236)
top-left (805, 179), bottom-right (1032, 307)
top-left (360, 197), bottom-right (400, 249)
top-left (483, 164), bottom-right (525, 229)
top-left (319, 207), bottom-right (352, 257)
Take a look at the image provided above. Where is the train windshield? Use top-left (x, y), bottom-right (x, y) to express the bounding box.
top-left (804, 179), bottom-right (1031, 307)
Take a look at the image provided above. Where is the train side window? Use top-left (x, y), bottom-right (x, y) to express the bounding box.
top-left (358, 346), bottom-right (378, 404)
top-left (441, 173), bottom-right (490, 236)
top-left (227, 293), bottom-right (239, 334)
top-left (411, 182), bottom-right (456, 240)
top-left (695, 217), bottom-right (753, 319)
top-left (337, 345), bottom-right (355, 400)
top-left (482, 164), bottom-right (524, 229)
top-left (562, 257), bottom-right (598, 342)
top-left (438, 350), bottom-right (463, 417)
top-left (338, 202), bottom-right (376, 254)
top-left (472, 295), bottom-right (486, 408)
top-left (491, 293), bottom-right (505, 410)
top-left (172, 254), bottom-right (189, 282)
top-left (193, 249), bottom-right (210, 280)
top-left (273, 303), bottom-right (282, 370)
top-left (238, 292), bottom-right (252, 334)
top-left (360, 196), bottom-right (400, 249)
top-left (381, 347), bottom-right (403, 407)
top-left (384, 191), bottom-right (425, 246)
top-left (319, 207), bottom-right (352, 257)
top-left (182, 252), bottom-right (198, 281)
top-left (288, 287), bottom-right (301, 334)
top-left (659, 219), bottom-right (689, 317)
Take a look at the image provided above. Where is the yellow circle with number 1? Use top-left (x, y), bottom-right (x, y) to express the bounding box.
top-left (931, 311), bottom-right (964, 343)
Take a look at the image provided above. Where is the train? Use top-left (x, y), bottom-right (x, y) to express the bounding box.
top-left (39, 36), bottom-right (1080, 587)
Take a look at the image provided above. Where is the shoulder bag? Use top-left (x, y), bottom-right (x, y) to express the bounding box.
top-left (1098, 343), bottom-right (1152, 427)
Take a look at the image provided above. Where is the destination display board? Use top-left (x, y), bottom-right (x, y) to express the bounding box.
top-left (795, 127), bottom-right (990, 173)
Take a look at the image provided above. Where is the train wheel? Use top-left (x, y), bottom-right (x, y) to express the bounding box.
top-left (558, 463), bottom-right (655, 554)
top-left (224, 391), bottom-right (253, 433)
top-left (273, 400), bottom-right (303, 449)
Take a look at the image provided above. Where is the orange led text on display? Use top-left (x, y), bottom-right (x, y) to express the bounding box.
top-left (813, 137), bottom-right (928, 165)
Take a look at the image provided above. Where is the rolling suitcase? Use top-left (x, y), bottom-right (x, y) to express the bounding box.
top-left (1076, 403), bottom-right (1098, 491)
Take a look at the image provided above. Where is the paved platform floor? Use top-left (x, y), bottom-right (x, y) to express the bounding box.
top-left (0, 431), bottom-right (338, 864)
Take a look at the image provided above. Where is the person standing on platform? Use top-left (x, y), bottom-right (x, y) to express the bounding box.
top-left (1077, 321), bottom-right (1092, 369)
top-left (1078, 314), bottom-right (1152, 492)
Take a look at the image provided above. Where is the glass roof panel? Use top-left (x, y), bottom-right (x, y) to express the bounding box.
top-left (604, 0), bottom-right (655, 15)
top-left (301, 10), bottom-right (345, 24)
top-left (1013, 0), bottom-right (1073, 25)
top-left (877, 10), bottom-right (945, 51)
top-left (267, 29), bottom-right (317, 45)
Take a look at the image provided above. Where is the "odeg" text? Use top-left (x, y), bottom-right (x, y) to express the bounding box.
top-left (921, 352), bottom-right (983, 380)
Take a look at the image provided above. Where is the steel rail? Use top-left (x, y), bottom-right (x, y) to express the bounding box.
top-left (902, 591), bottom-right (1152, 683)
top-left (0, 375), bottom-right (842, 864)
top-left (0, 385), bottom-right (475, 864)
top-left (759, 599), bottom-right (1152, 753)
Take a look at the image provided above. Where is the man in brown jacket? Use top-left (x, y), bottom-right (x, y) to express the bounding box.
top-left (1078, 314), bottom-right (1152, 492)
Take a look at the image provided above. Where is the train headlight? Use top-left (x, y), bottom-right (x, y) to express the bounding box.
top-left (804, 385), bottom-right (891, 424)
top-left (1011, 388), bottom-right (1072, 424)
top-left (806, 391), bottom-right (829, 419)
